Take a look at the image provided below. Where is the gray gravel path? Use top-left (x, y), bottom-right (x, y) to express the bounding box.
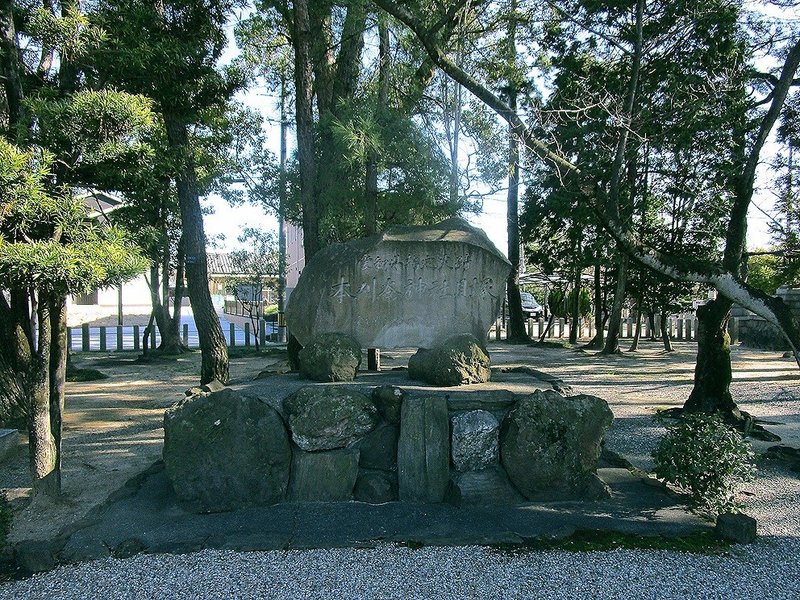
top-left (2, 342), bottom-right (798, 599)
top-left (2, 541), bottom-right (799, 599)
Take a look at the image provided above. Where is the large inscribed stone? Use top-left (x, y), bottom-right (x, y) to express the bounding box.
top-left (286, 218), bottom-right (512, 348)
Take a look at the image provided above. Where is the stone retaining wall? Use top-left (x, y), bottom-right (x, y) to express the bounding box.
top-left (731, 287), bottom-right (800, 350)
top-left (163, 383), bottom-right (613, 513)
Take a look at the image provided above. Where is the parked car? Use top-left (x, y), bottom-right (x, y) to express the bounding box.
top-left (520, 291), bottom-right (544, 320)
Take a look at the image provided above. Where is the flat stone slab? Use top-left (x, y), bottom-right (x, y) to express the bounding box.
top-left (238, 368), bottom-right (558, 421)
top-left (24, 463), bottom-right (711, 574)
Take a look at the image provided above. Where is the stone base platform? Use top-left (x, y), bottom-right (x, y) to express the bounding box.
top-left (10, 461), bottom-right (710, 575)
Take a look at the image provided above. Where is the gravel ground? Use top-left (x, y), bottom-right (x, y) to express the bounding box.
top-left (2, 542), bottom-right (799, 600)
top-left (2, 341), bottom-right (799, 599)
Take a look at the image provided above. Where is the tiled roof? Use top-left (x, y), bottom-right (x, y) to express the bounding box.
top-left (206, 252), bottom-right (278, 277)
top-left (207, 253), bottom-right (238, 275)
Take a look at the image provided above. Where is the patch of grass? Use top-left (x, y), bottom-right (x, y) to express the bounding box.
top-left (490, 529), bottom-right (730, 555)
top-left (66, 367), bottom-right (108, 382)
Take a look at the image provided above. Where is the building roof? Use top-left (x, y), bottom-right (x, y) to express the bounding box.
top-left (77, 191), bottom-right (124, 221)
top-left (207, 253), bottom-right (238, 275)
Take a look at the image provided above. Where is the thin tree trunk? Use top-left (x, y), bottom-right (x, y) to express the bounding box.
top-left (142, 312), bottom-right (155, 356)
top-left (569, 261), bottom-right (582, 344)
top-left (172, 235), bottom-right (185, 325)
top-left (278, 69), bottom-right (288, 343)
top-left (586, 261), bottom-right (604, 349)
top-left (660, 312), bottom-right (673, 352)
top-left (505, 0), bottom-right (528, 344)
top-left (30, 297), bottom-right (56, 495)
top-left (364, 13), bottom-right (390, 236)
top-left (602, 255), bottom-right (628, 354)
top-left (629, 295), bottom-right (643, 351)
top-left (47, 295), bottom-right (67, 495)
top-left (599, 0), bottom-right (643, 354)
top-left (164, 115), bottom-right (229, 384)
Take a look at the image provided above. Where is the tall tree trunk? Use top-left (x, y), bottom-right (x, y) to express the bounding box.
top-left (278, 69), bottom-right (288, 343)
top-left (505, 105), bottom-right (527, 342)
top-left (504, 0), bottom-right (528, 344)
top-left (30, 297), bottom-right (56, 495)
top-left (0, 0), bottom-right (25, 135)
top-left (164, 115), bottom-right (229, 384)
top-left (293, 0), bottom-right (321, 260)
top-left (364, 12), bottom-right (390, 236)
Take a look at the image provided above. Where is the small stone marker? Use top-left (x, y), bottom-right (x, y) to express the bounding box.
top-left (367, 348), bottom-right (381, 371)
top-left (286, 217), bottom-right (511, 349)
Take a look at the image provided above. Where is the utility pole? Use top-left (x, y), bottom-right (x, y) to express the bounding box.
top-left (278, 67), bottom-right (288, 343)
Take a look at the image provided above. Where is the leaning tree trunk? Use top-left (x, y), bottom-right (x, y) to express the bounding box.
top-left (164, 115), bottom-right (229, 385)
top-left (683, 298), bottom-right (737, 416)
top-left (538, 314), bottom-right (555, 342)
top-left (628, 296), bottom-right (643, 351)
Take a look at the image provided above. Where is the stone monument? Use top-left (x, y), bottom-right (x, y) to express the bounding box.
top-left (286, 217), bottom-right (511, 348)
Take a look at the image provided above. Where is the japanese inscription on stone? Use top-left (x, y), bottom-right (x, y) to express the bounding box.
top-left (286, 218), bottom-right (512, 349)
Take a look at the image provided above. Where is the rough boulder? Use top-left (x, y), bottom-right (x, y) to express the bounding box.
top-left (298, 332), bottom-right (361, 382)
top-left (500, 389), bottom-right (613, 500)
top-left (163, 388), bottom-right (291, 513)
top-left (408, 334), bottom-right (491, 386)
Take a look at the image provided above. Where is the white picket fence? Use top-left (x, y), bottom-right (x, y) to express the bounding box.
top-left (490, 314), bottom-right (698, 342)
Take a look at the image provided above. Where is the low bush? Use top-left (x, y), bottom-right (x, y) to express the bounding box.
top-left (652, 413), bottom-right (756, 516)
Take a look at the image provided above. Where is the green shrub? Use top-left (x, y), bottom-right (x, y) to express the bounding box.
top-left (0, 492), bottom-right (11, 550)
top-left (652, 413), bottom-right (756, 516)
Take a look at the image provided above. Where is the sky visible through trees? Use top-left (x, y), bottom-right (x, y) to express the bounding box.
top-left (205, 3), bottom-right (786, 256)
